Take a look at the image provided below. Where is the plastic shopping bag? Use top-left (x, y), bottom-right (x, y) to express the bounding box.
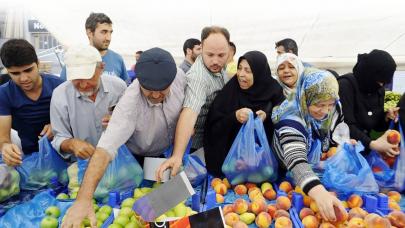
top-left (322, 142), bottom-right (379, 197)
top-left (366, 121), bottom-right (405, 191)
top-left (78, 145), bottom-right (143, 203)
top-left (0, 164), bottom-right (20, 202)
top-left (16, 137), bottom-right (68, 190)
top-left (222, 112), bottom-right (278, 185)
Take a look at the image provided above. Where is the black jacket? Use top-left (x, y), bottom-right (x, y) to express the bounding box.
top-left (338, 73), bottom-right (388, 151)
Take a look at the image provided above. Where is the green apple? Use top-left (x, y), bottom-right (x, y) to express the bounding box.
top-left (82, 218), bottom-right (91, 227)
top-left (119, 207), bottom-right (134, 217)
top-left (40, 216), bottom-right (58, 228)
top-left (133, 189), bottom-right (144, 199)
top-left (70, 191), bottom-right (78, 199)
top-left (56, 193), bottom-right (69, 200)
top-left (125, 221), bottom-right (139, 228)
top-left (96, 211), bottom-right (110, 222)
top-left (240, 212), bottom-right (255, 224)
top-left (108, 224), bottom-right (122, 228)
top-left (114, 215), bottom-right (130, 226)
top-left (121, 198), bottom-right (136, 208)
top-left (130, 215), bottom-right (138, 222)
top-left (96, 219), bottom-right (103, 228)
top-left (155, 214), bottom-right (167, 222)
top-left (99, 205), bottom-right (113, 215)
top-left (152, 182), bottom-right (161, 189)
top-left (45, 206), bottom-right (61, 218)
top-left (140, 187), bottom-right (152, 194)
top-left (93, 203), bottom-right (100, 212)
top-left (173, 203), bottom-right (187, 217)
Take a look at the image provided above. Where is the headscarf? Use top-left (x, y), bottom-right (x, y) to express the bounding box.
top-left (272, 68), bottom-right (339, 146)
top-left (204, 51), bottom-right (284, 176)
top-left (275, 53), bottom-right (305, 98)
top-left (353, 49), bottom-right (396, 93)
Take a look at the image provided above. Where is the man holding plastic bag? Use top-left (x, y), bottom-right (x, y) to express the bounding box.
top-left (62, 47), bottom-right (187, 227)
top-left (0, 39), bottom-right (63, 166)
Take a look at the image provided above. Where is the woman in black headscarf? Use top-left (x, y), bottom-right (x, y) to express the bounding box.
top-left (338, 49), bottom-right (399, 157)
top-left (204, 51), bottom-right (285, 177)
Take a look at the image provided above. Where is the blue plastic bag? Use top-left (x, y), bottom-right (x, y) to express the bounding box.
top-left (183, 154), bottom-right (207, 187)
top-left (322, 142), bottom-right (379, 197)
top-left (222, 112), bottom-right (278, 185)
top-left (0, 190), bottom-right (73, 228)
top-left (78, 145), bottom-right (143, 203)
top-left (366, 122), bottom-right (405, 191)
top-left (15, 137), bottom-right (68, 191)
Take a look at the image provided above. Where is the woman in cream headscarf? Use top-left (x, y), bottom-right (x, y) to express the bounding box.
top-left (275, 53), bottom-right (304, 98)
top-left (272, 67), bottom-right (347, 223)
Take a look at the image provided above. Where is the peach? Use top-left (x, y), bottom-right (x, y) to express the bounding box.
top-left (387, 191), bottom-right (401, 203)
top-left (232, 221), bottom-right (248, 228)
top-left (211, 178), bottom-right (222, 188)
top-left (224, 212), bottom-right (240, 226)
top-left (222, 178), bottom-right (231, 189)
top-left (274, 209), bottom-right (290, 219)
top-left (347, 194), bottom-right (363, 208)
top-left (347, 217), bottom-right (365, 228)
top-left (349, 207), bottom-right (368, 220)
top-left (363, 213), bottom-right (379, 224)
top-left (263, 189), bottom-right (276, 200)
top-left (364, 215), bottom-right (391, 228)
top-left (255, 212), bottom-right (272, 228)
top-left (216, 194), bottom-right (224, 203)
top-left (295, 186), bottom-right (304, 195)
top-left (251, 199), bottom-right (267, 215)
top-left (276, 196), bottom-right (291, 211)
top-left (261, 182), bottom-right (273, 194)
top-left (304, 195), bottom-right (312, 207)
top-left (387, 130), bottom-right (401, 144)
top-left (248, 187), bottom-right (261, 195)
top-left (214, 183), bottom-right (228, 195)
top-left (223, 205), bottom-right (234, 215)
top-left (372, 166), bottom-right (383, 173)
top-left (302, 215), bottom-right (320, 228)
top-left (327, 147), bottom-right (338, 158)
top-left (319, 222), bottom-right (336, 228)
top-left (245, 183), bottom-right (257, 190)
top-left (248, 188), bottom-right (262, 201)
top-left (267, 204), bottom-right (277, 218)
top-left (315, 212), bottom-right (322, 222)
top-left (234, 185), bottom-right (248, 195)
top-left (233, 199), bottom-right (249, 215)
top-left (310, 201), bottom-right (319, 213)
top-left (274, 216), bottom-right (292, 228)
top-left (383, 155), bottom-right (396, 168)
top-left (299, 207), bottom-right (315, 220)
top-left (279, 181), bottom-right (293, 193)
top-left (389, 200), bottom-right (401, 211)
top-left (387, 210), bottom-right (405, 228)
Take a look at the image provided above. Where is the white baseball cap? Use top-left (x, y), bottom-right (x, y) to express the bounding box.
top-left (64, 45), bottom-right (102, 80)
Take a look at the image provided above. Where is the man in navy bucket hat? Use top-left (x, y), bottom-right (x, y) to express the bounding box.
top-left (62, 47), bottom-right (187, 227)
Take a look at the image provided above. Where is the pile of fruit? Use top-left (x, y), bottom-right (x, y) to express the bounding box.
top-left (107, 182), bottom-right (197, 228)
top-left (384, 91), bottom-right (401, 112)
top-left (213, 177), bottom-right (405, 228)
top-left (0, 165), bottom-right (20, 202)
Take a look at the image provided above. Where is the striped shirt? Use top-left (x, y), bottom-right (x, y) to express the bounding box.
top-left (183, 55), bottom-right (226, 149)
top-left (272, 107), bottom-right (344, 195)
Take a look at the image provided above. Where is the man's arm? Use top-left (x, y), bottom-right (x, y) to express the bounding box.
top-left (0, 116), bottom-right (22, 166)
top-left (62, 148), bottom-right (111, 227)
top-left (156, 107), bottom-right (198, 180)
top-left (0, 116), bottom-right (12, 149)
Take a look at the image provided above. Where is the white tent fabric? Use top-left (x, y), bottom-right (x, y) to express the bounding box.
top-left (2, 0), bottom-right (405, 72)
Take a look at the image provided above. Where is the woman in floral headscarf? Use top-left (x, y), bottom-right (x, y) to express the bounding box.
top-left (272, 67), bottom-right (346, 222)
top-left (275, 53), bottom-right (305, 98)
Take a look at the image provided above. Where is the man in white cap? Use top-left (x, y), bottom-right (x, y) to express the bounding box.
top-left (62, 47), bottom-right (186, 227)
top-left (50, 45), bottom-right (127, 161)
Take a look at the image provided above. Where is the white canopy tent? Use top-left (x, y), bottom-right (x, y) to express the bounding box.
top-left (2, 0), bottom-right (405, 74)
